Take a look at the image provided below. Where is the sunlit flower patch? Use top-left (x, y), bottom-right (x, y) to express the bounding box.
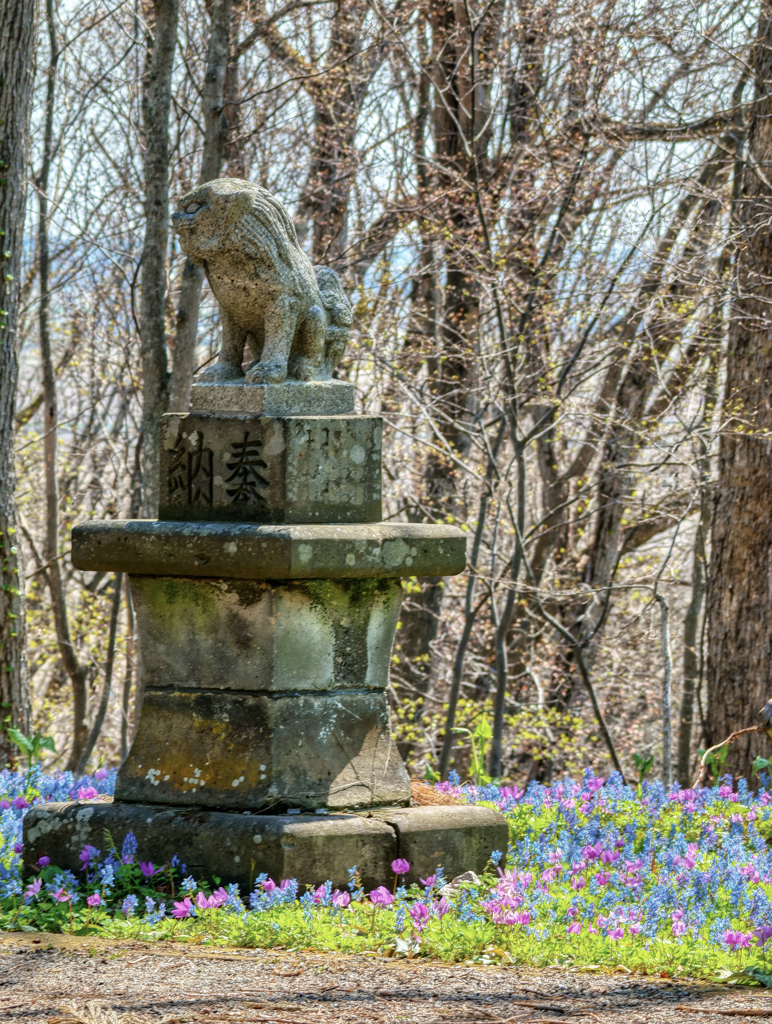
top-left (3, 765), bottom-right (772, 980)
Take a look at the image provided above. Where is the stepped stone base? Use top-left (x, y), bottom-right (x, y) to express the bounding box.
top-left (190, 379), bottom-right (355, 416)
top-left (23, 801), bottom-right (508, 892)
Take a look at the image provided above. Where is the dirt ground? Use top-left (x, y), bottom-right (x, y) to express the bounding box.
top-left (1, 933), bottom-right (772, 1024)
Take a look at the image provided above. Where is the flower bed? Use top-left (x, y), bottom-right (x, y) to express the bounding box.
top-left (2, 766), bottom-right (772, 981)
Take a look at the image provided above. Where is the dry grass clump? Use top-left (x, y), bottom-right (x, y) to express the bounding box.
top-left (410, 778), bottom-right (461, 806)
top-left (50, 1004), bottom-right (152, 1024)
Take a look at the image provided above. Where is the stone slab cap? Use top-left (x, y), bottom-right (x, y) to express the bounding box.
top-left (23, 800), bottom-right (394, 891)
top-left (368, 804), bottom-right (508, 886)
top-left (23, 801), bottom-right (503, 891)
top-left (190, 379), bottom-right (355, 416)
top-left (71, 520), bottom-right (467, 579)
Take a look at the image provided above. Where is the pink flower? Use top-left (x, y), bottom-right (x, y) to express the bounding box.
top-left (52, 888), bottom-right (70, 903)
top-left (568, 922), bottom-right (582, 935)
top-left (211, 887), bottom-right (228, 907)
top-left (755, 925), bottom-right (772, 947)
top-left (172, 896), bottom-right (194, 919)
top-left (77, 787), bottom-right (98, 801)
top-left (369, 886), bottom-right (394, 907)
top-left (24, 878), bottom-right (42, 901)
top-left (600, 850), bottom-right (619, 865)
top-left (629, 922), bottom-right (642, 935)
top-left (724, 930), bottom-right (752, 951)
top-left (331, 890), bottom-right (350, 908)
top-left (597, 914), bottom-right (608, 928)
top-left (262, 878), bottom-right (277, 891)
top-left (718, 785), bottom-right (736, 800)
top-left (391, 858), bottom-right (410, 875)
top-left (595, 872), bottom-right (610, 886)
top-left (570, 875), bottom-right (585, 891)
top-left (312, 885), bottom-right (327, 904)
top-left (672, 920), bottom-right (687, 937)
top-left (195, 891), bottom-right (218, 910)
top-left (582, 841), bottom-right (603, 862)
top-left (409, 903), bottom-right (429, 931)
top-left (731, 813), bottom-right (744, 824)
top-left (420, 875), bottom-right (437, 887)
top-left (87, 892), bottom-right (101, 908)
top-left (608, 926), bottom-right (624, 940)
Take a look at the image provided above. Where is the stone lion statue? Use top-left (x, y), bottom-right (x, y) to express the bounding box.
top-left (172, 178), bottom-right (352, 385)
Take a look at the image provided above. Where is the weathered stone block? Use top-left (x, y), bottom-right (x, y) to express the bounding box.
top-left (116, 687), bottom-right (410, 812)
top-left (23, 801), bottom-right (395, 892)
top-left (71, 521), bottom-right (467, 580)
top-left (190, 379), bottom-right (355, 416)
top-left (129, 576), bottom-right (402, 694)
top-left (370, 805), bottom-right (509, 885)
top-left (23, 801), bottom-right (508, 893)
top-left (159, 412), bottom-right (381, 524)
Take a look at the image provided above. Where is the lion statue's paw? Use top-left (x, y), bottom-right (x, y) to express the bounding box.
top-left (243, 360), bottom-right (287, 385)
top-left (195, 363), bottom-right (245, 384)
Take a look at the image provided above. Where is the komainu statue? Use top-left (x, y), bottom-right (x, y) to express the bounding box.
top-left (172, 178), bottom-right (352, 385)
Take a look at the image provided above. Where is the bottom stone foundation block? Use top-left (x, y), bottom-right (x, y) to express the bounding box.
top-left (23, 800), bottom-right (508, 892)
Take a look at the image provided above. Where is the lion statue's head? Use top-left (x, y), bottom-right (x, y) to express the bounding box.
top-left (172, 178), bottom-right (315, 295)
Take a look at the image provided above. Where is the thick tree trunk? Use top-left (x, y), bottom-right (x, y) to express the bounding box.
top-left (168, 0), bottom-right (232, 413)
top-left (0, 0), bottom-right (36, 764)
top-left (706, 3), bottom-right (772, 781)
top-left (140, 0), bottom-right (178, 514)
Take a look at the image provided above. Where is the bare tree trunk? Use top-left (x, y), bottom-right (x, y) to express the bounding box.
top-left (678, 477), bottom-right (710, 782)
top-left (36, 0), bottom-right (91, 771)
top-left (0, 0), bottom-right (36, 763)
top-left (168, 0), bottom-right (231, 413)
top-left (140, 0), bottom-right (178, 514)
top-left (121, 575), bottom-right (135, 762)
top-left (706, 2), bottom-right (772, 781)
top-left (76, 573), bottom-right (122, 774)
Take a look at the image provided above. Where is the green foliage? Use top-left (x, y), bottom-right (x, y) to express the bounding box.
top-left (6, 728), bottom-right (56, 769)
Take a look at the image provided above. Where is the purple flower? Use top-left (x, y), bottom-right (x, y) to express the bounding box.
top-left (595, 872), bottom-right (610, 886)
top-left (139, 861), bottom-right (158, 879)
top-left (87, 892), bottom-right (101, 908)
top-left (369, 886), bottom-right (394, 907)
top-left (391, 858), bottom-right (410, 875)
top-left (419, 875), bottom-right (437, 887)
top-left (755, 926), bottom-right (772, 947)
top-left (79, 845), bottom-right (99, 867)
top-left (37, 856), bottom-right (50, 868)
top-left (94, 768), bottom-right (109, 781)
top-left (409, 903), bottom-right (430, 931)
top-left (77, 786), bottom-right (98, 801)
top-left (52, 888), bottom-right (70, 903)
top-left (570, 875), bottom-right (585, 891)
top-left (312, 885), bottom-right (327, 905)
top-left (13, 842), bottom-right (23, 855)
top-left (434, 896), bottom-right (451, 919)
top-left (24, 878), bottom-right (42, 902)
top-left (172, 896), bottom-right (194, 919)
top-left (0, 799), bottom-right (9, 809)
top-left (608, 926), bottom-right (625, 940)
top-left (12, 796), bottom-right (29, 810)
top-left (332, 890), bottom-right (351, 908)
top-left (568, 922), bottom-right (581, 935)
top-left (262, 878), bottom-right (277, 892)
top-left (672, 920), bottom-right (687, 937)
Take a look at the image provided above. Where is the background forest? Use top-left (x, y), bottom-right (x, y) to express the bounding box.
top-left (1, 0), bottom-right (771, 787)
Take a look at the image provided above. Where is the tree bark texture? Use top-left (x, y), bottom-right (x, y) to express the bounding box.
top-left (0, 0), bottom-right (35, 764)
top-left (706, 2), bottom-right (772, 781)
top-left (168, 0), bottom-right (231, 413)
top-left (140, 0), bottom-right (178, 514)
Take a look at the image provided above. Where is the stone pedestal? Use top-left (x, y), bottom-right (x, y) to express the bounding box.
top-left (24, 381), bottom-right (508, 889)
